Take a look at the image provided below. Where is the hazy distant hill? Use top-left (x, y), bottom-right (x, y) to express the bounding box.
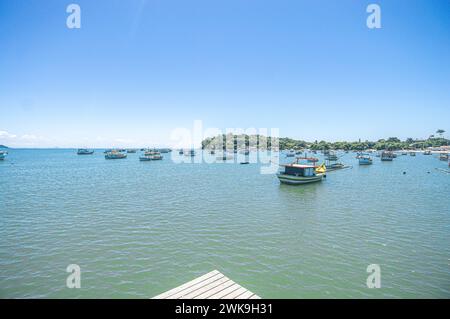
top-left (0, 145), bottom-right (9, 149)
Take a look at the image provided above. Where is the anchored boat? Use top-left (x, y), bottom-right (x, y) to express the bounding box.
top-left (381, 151), bottom-right (395, 161)
top-left (286, 150), bottom-right (295, 157)
top-left (77, 148), bottom-right (94, 155)
top-left (277, 158), bottom-right (325, 185)
top-left (105, 150), bottom-right (127, 159)
top-left (140, 149), bottom-right (163, 160)
top-left (0, 150), bottom-right (7, 160)
top-left (357, 152), bottom-right (373, 165)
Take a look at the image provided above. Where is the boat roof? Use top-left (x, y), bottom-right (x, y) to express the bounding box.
top-left (280, 164), bottom-right (316, 168)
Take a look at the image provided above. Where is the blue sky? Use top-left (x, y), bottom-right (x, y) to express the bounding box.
top-left (0, 0), bottom-right (449, 147)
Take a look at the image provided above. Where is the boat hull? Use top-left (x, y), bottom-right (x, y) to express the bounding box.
top-left (277, 173), bottom-right (323, 185)
top-left (105, 154), bottom-right (127, 159)
top-left (359, 159), bottom-right (372, 165)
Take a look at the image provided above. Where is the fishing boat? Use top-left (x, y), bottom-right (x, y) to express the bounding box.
top-left (423, 150), bottom-right (432, 155)
top-left (381, 151), bottom-right (395, 161)
top-left (77, 148), bottom-right (94, 155)
top-left (277, 158), bottom-right (325, 185)
top-left (325, 152), bottom-right (338, 161)
top-left (142, 149), bottom-right (163, 160)
top-left (357, 153), bottom-right (373, 165)
top-left (439, 153), bottom-right (449, 161)
top-left (409, 151), bottom-right (416, 157)
top-left (105, 150), bottom-right (127, 159)
top-left (326, 162), bottom-right (347, 171)
top-left (286, 150), bottom-right (295, 157)
top-left (0, 151), bottom-right (7, 160)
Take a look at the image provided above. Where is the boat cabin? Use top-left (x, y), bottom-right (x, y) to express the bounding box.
top-left (280, 164), bottom-right (316, 177)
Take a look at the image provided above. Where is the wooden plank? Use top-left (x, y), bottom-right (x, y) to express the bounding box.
top-left (182, 276), bottom-right (232, 299)
top-left (207, 283), bottom-right (242, 299)
top-left (152, 270), bottom-right (220, 299)
top-left (221, 286), bottom-right (248, 299)
top-left (235, 290), bottom-right (254, 299)
top-left (166, 273), bottom-right (225, 299)
top-left (152, 270), bottom-right (261, 299)
top-left (193, 279), bottom-right (237, 299)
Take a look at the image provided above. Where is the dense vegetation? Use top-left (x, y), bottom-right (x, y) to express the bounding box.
top-left (202, 130), bottom-right (448, 151)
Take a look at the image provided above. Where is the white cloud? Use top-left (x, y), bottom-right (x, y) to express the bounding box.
top-left (0, 131), bottom-right (17, 139)
top-left (0, 130), bottom-right (48, 147)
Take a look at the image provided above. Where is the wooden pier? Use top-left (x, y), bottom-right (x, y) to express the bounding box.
top-left (152, 270), bottom-right (260, 299)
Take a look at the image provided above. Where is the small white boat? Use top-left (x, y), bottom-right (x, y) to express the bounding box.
top-left (439, 153), bottom-right (449, 161)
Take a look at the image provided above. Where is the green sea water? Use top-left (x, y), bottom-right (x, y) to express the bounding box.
top-left (0, 149), bottom-right (449, 298)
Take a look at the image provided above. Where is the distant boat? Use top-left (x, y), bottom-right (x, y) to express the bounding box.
top-left (381, 151), bottom-right (394, 161)
top-left (142, 150), bottom-right (163, 160)
top-left (357, 153), bottom-right (373, 165)
top-left (105, 150), bottom-right (127, 159)
top-left (185, 149), bottom-right (196, 157)
top-left (178, 149), bottom-right (184, 155)
top-left (286, 150), bottom-right (295, 157)
top-left (277, 158), bottom-right (324, 185)
top-left (439, 153), bottom-right (449, 161)
top-left (77, 148), bottom-right (94, 155)
top-left (423, 150), bottom-right (432, 155)
top-left (326, 152), bottom-right (338, 161)
top-left (0, 150), bottom-right (7, 160)
top-left (409, 151), bottom-right (416, 157)
top-left (126, 149), bottom-right (137, 153)
top-left (325, 162), bottom-right (349, 171)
